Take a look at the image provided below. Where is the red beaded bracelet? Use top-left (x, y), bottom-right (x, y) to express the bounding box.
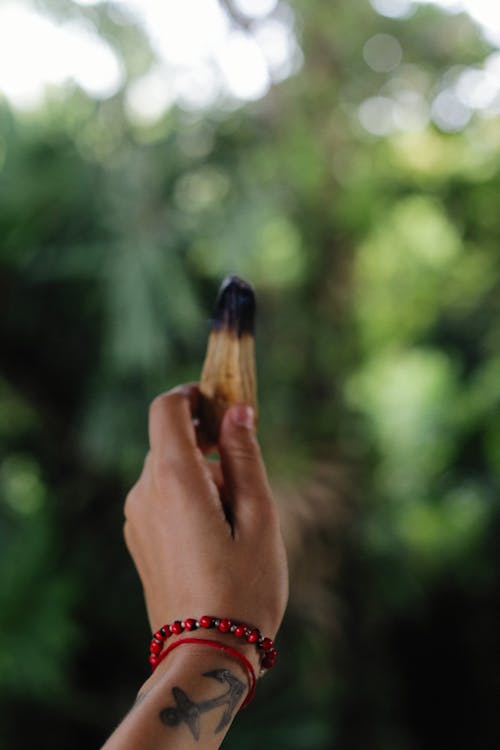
top-left (149, 615), bottom-right (277, 675)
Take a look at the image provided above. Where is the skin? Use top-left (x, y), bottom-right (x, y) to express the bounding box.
top-left (101, 384), bottom-right (289, 749)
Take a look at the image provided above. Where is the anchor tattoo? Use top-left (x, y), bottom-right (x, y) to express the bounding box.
top-left (159, 669), bottom-right (246, 741)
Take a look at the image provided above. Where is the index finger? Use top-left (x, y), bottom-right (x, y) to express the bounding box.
top-left (147, 384), bottom-right (225, 522)
top-left (148, 384), bottom-right (200, 460)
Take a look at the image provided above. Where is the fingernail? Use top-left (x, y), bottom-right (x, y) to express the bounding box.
top-left (230, 404), bottom-right (254, 429)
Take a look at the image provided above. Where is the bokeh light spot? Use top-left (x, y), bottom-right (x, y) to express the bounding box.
top-left (253, 18), bottom-right (298, 81)
top-left (0, 0), bottom-right (299, 112)
top-left (125, 67), bottom-right (175, 125)
top-left (0, 4), bottom-right (123, 109)
top-left (217, 30), bottom-right (271, 101)
top-left (174, 168), bottom-right (230, 213)
top-left (0, 456), bottom-right (46, 516)
top-left (363, 33), bottom-right (403, 73)
top-left (358, 96), bottom-right (396, 136)
top-left (455, 67), bottom-right (499, 111)
top-left (393, 90), bottom-right (430, 131)
top-left (431, 89), bottom-right (471, 132)
top-left (370, 0), bottom-right (416, 19)
top-left (254, 217), bottom-right (304, 285)
top-left (233, 0), bottom-right (279, 19)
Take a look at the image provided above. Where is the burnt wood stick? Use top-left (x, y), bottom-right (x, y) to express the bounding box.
top-left (199, 276), bottom-right (258, 444)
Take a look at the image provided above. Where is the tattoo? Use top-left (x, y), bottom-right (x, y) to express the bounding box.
top-left (159, 669), bottom-right (245, 741)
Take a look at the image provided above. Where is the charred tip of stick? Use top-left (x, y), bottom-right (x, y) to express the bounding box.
top-left (211, 275), bottom-right (255, 337)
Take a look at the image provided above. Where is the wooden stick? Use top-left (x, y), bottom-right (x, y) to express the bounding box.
top-left (199, 276), bottom-right (258, 444)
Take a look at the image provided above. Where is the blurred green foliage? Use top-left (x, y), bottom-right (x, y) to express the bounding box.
top-left (1, 1), bottom-right (500, 748)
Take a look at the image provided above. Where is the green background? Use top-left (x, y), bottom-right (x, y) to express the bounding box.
top-left (1, 1), bottom-right (499, 747)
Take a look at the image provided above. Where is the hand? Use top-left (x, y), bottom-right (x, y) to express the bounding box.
top-left (123, 384), bottom-right (288, 644)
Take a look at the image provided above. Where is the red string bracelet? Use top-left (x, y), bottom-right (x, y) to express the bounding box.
top-left (155, 637), bottom-right (257, 707)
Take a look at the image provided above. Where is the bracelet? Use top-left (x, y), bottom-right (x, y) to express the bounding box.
top-left (155, 638), bottom-right (257, 707)
top-left (149, 615), bottom-right (277, 675)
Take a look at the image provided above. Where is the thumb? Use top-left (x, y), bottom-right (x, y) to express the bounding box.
top-left (218, 405), bottom-right (271, 518)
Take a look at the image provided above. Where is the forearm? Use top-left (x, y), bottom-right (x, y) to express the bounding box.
top-left (101, 644), bottom-right (254, 750)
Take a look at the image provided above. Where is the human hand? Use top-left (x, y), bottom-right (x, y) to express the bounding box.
top-left (123, 384), bottom-right (288, 648)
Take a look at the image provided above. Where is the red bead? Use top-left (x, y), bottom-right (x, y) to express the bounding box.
top-left (150, 641), bottom-right (163, 655)
top-left (199, 615), bottom-right (213, 629)
top-left (154, 629), bottom-right (166, 642)
top-left (261, 656), bottom-right (276, 670)
top-left (184, 618), bottom-right (197, 631)
top-left (149, 655), bottom-right (159, 666)
top-left (234, 624), bottom-right (247, 638)
top-left (260, 637), bottom-right (274, 652)
top-left (218, 618), bottom-right (232, 633)
top-left (171, 621), bottom-right (184, 635)
top-left (266, 648), bottom-right (277, 660)
top-left (247, 628), bottom-right (260, 643)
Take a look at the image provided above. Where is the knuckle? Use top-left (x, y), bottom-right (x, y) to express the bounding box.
top-left (152, 451), bottom-right (174, 477)
top-left (148, 392), bottom-right (168, 423)
top-left (123, 519), bottom-right (136, 554)
top-left (123, 518), bottom-right (131, 542)
top-left (263, 497), bottom-right (280, 523)
top-left (149, 388), bottom-right (188, 416)
top-left (123, 486), bottom-right (138, 520)
top-left (228, 443), bottom-right (259, 464)
top-left (242, 493), bottom-right (278, 530)
top-left (124, 454), bottom-right (150, 517)
top-left (149, 389), bottom-right (190, 433)
top-left (151, 452), bottom-right (184, 489)
top-left (256, 501), bottom-right (279, 529)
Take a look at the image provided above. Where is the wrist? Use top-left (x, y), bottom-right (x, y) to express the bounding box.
top-left (150, 637), bottom-right (254, 681)
top-left (143, 637), bottom-right (255, 717)
top-left (149, 615), bottom-right (277, 676)
top-left (115, 640), bottom-right (252, 750)
top-left (161, 629), bottom-right (261, 673)
top-left (152, 637), bottom-right (257, 706)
